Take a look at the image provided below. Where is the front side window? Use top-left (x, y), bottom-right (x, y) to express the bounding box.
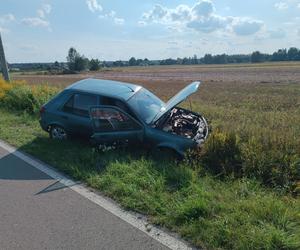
top-left (63, 93), bottom-right (98, 117)
top-left (101, 97), bottom-right (135, 118)
top-left (90, 107), bottom-right (141, 132)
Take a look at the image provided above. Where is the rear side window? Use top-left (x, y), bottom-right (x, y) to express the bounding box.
top-left (63, 93), bottom-right (98, 117)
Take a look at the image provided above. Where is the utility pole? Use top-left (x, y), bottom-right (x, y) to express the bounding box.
top-left (0, 32), bottom-right (10, 82)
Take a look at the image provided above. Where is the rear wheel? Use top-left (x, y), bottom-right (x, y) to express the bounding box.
top-left (50, 125), bottom-right (68, 140)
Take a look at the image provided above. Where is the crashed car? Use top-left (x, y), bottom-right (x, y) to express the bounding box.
top-left (39, 79), bottom-right (209, 155)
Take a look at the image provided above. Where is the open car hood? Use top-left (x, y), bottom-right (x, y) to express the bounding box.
top-left (152, 81), bottom-right (201, 124)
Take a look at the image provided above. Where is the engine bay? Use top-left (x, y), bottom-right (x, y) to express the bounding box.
top-left (158, 107), bottom-right (208, 145)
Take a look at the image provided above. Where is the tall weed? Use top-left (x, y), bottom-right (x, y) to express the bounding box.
top-left (0, 78), bottom-right (58, 114)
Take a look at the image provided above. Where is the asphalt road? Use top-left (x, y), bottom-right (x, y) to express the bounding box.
top-left (0, 145), bottom-right (170, 250)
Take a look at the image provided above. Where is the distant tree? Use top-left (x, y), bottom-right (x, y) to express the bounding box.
top-left (213, 54), bottom-right (227, 64)
top-left (271, 49), bottom-right (288, 61)
top-left (76, 57), bottom-right (89, 71)
top-left (113, 60), bottom-right (124, 67)
top-left (160, 58), bottom-right (177, 65)
top-left (129, 57), bottom-right (137, 66)
top-left (66, 47), bottom-right (88, 72)
top-left (54, 61), bottom-right (60, 68)
top-left (136, 59), bottom-right (143, 66)
top-left (89, 59), bottom-right (101, 71)
top-left (182, 57), bottom-right (190, 65)
top-left (251, 51), bottom-right (264, 63)
top-left (287, 47), bottom-right (300, 61)
top-left (203, 54), bottom-right (213, 64)
top-left (102, 61), bottom-right (109, 67)
top-left (176, 58), bottom-right (183, 64)
top-left (192, 54), bottom-right (198, 64)
top-left (67, 47), bottom-right (79, 71)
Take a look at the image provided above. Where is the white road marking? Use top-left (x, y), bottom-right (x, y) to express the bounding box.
top-left (0, 140), bottom-right (193, 250)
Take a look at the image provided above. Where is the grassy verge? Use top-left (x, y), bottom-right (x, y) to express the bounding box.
top-left (0, 108), bottom-right (299, 249)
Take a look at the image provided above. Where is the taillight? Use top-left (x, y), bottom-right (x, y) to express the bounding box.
top-left (39, 106), bottom-right (46, 116)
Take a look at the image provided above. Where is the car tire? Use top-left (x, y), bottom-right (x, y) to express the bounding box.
top-left (50, 125), bottom-right (68, 140)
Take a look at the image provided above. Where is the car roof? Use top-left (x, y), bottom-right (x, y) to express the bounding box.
top-left (66, 78), bottom-right (142, 101)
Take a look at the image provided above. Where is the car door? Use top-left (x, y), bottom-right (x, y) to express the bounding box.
top-left (60, 92), bottom-right (99, 136)
top-left (90, 106), bottom-right (144, 144)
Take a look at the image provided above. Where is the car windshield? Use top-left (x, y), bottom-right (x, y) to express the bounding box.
top-left (127, 88), bottom-right (165, 124)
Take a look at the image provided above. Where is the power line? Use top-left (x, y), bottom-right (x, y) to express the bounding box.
top-left (0, 32), bottom-right (10, 82)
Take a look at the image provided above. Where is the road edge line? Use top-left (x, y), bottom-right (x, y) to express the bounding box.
top-left (0, 140), bottom-right (194, 250)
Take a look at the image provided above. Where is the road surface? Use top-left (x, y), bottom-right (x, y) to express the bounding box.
top-left (0, 143), bottom-right (175, 250)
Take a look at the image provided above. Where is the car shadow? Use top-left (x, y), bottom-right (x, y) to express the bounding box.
top-left (0, 135), bottom-right (179, 195)
top-left (0, 152), bottom-right (51, 180)
top-left (35, 180), bottom-right (78, 195)
top-left (0, 138), bottom-right (84, 195)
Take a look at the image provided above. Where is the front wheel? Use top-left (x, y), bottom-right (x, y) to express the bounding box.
top-left (50, 125), bottom-right (68, 140)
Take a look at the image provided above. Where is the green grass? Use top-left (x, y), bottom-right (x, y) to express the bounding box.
top-left (0, 108), bottom-right (299, 250)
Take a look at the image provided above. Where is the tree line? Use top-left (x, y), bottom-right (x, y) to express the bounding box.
top-left (64, 46), bottom-right (300, 72)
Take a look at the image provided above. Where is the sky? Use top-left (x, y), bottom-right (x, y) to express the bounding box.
top-left (0, 0), bottom-right (300, 63)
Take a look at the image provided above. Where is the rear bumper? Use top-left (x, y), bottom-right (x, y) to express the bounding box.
top-left (39, 119), bottom-right (48, 132)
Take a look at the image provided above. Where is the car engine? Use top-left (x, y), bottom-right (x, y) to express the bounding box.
top-left (159, 108), bottom-right (209, 145)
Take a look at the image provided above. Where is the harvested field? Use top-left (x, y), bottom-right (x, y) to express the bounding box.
top-left (12, 62), bottom-right (300, 99)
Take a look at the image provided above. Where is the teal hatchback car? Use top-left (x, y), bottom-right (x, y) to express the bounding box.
top-left (40, 79), bottom-right (209, 155)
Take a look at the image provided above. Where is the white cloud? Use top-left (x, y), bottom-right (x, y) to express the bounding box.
top-left (170, 5), bottom-right (192, 22)
top-left (231, 18), bottom-right (264, 36)
top-left (0, 26), bottom-right (9, 33)
top-left (86, 0), bottom-right (103, 13)
top-left (141, 0), bottom-right (263, 36)
top-left (142, 0), bottom-right (215, 25)
top-left (21, 17), bottom-right (49, 27)
top-left (114, 17), bottom-right (124, 25)
top-left (0, 14), bottom-right (15, 33)
top-left (37, 4), bottom-right (51, 18)
top-left (274, 2), bottom-right (289, 10)
top-left (187, 15), bottom-right (228, 33)
top-left (99, 10), bottom-right (125, 25)
top-left (43, 4), bottom-right (52, 14)
top-left (37, 10), bottom-right (45, 18)
top-left (0, 14), bottom-right (15, 24)
top-left (142, 5), bottom-right (168, 23)
top-left (99, 11), bottom-right (111, 19)
top-left (192, 0), bottom-right (215, 17)
top-left (22, 4), bottom-right (51, 30)
top-left (298, 3), bottom-right (300, 8)
top-left (108, 11), bottom-right (116, 18)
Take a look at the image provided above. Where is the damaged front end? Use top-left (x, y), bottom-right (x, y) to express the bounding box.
top-left (151, 81), bottom-right (209, 147)
top-left (157, 107), bottom-right (209, 146)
